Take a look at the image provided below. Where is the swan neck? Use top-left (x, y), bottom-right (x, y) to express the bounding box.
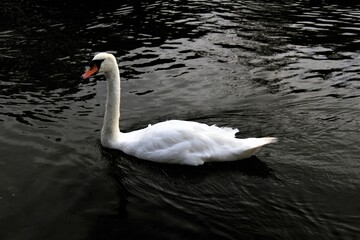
top-left (102, 67), bottom-right (121, 141)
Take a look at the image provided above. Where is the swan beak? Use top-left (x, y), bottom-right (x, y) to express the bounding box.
top-left (82, 65), bottom-right (99, 79)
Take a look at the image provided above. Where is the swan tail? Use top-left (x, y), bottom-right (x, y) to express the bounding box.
top-left (255, 137), bottom-right (277, 145)
top-left (245, 137), bottom-right (277, 148)
top-left (235, 137), bottom-right (277, 159)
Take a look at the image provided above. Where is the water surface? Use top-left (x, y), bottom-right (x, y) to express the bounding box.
top-left (1, 0), bottom-right (360, 239)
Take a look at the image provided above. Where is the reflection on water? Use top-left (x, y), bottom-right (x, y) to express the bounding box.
top-left (1, 0), bottom-right (360, 239)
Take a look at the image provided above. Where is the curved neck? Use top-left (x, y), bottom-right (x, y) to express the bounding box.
top-left (101, 66), bottom-right (121, 141)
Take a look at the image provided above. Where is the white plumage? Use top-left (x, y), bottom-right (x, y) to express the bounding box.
top-left (82, 52), bottom-right (276, 166)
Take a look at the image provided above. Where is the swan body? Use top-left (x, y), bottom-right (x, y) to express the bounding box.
top-left (82, 52), bottom-right (276, 166)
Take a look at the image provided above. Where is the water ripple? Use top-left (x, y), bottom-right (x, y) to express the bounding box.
top-left (2, 0), bottom-right (360, 239)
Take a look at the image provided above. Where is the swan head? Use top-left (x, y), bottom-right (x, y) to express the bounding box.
top-left (82, 52), bottom-right (118, 79)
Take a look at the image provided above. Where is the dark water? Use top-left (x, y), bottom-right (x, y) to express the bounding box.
top-left (1, 0), bottom-right (360, 239)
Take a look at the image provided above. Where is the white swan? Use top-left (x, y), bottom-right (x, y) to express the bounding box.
top-left (82, 52), bottom-right (277, 166)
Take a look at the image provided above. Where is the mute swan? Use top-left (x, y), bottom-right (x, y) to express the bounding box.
top-left (82, 52), bottom-right (276, 166)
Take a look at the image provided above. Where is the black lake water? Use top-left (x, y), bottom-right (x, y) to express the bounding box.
top-left (1, 0), bottom-right (360, 239)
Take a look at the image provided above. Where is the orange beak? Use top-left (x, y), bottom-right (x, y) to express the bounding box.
top-left (82, 65), bottom-right (99, 79)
